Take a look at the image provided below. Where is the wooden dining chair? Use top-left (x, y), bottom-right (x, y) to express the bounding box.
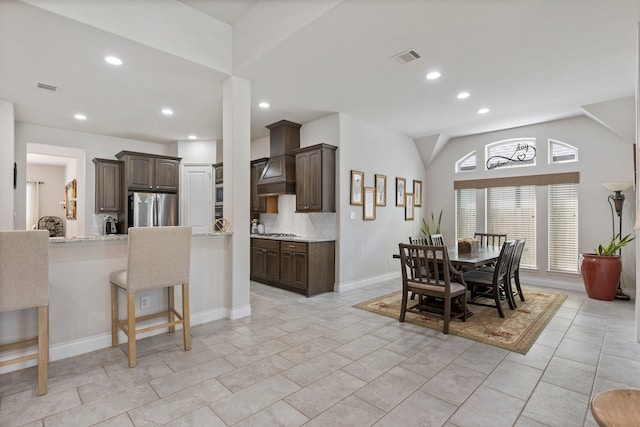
top-left (476, 238), bottom-right (526, 308)
top-left (474, 232), bottom-right (507, 247)
top-left (398, 243), bottom-right (467, 334)
top-left (409, 235), bottom-right (430, 245)
top-left (463, 240), bottom-right (516, 318)
top-left (429, 234), bottom-right (445, 246)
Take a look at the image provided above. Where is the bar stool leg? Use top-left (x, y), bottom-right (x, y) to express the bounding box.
top-left (127, 293), bottom-right (136, 368)
top-left (111, 283), bottom-right (119, 347)
top-left (37, 306), bottom-right (48, 396)
top-left (168, 286), bottom-right (175, 333)
top-left (182, 283), bottom-right (191, 351)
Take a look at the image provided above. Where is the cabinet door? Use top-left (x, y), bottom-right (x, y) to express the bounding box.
top-left (127, 155), bottom-right (154, 190)
top-left (265, 248), bottom-right (280, 282)
top-left (155, 158), bottom-right (180, 192)
top-left (181, 165), bottom-right (212, 233)
top-left (280, 242), bottom-right (307, 290)
top-left (251, 160), bottom-right (267, 213)
top-left (94, 159), bottom-right (121, 213)
top-left (251, 246), bottom-right (267, 280)
top-left (306, 149), bottom-right (323, 211)
top-left (295, 153), bottom-right (309, 211)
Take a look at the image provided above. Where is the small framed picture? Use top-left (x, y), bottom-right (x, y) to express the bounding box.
top-left (396, 177), bottom-right (406, 207)
top-left (405, 192), bottom-right (414, 220)
top-left (375, 174), bottom-right (386, 206)
top-left (351, 170), bottom-right (364, 205)
top-left (364, 187), bottom-right (376, 220)
top-left (413, 180), bottom-right (422, 207)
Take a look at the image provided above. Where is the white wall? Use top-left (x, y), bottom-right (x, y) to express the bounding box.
top-left (15, 123), bottom-right (176, 236)
top-left (426, 115), bottom-right (636, 292)
top-left (26, 164), bottom-right (66, 230)
top-left (177, 139), bottom-right (218, 164)
top-left (0, 100), bottom-right (15, 229)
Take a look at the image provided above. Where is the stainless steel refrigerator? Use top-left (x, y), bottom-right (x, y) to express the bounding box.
top-left (129, 192), bottom-right (178, 227)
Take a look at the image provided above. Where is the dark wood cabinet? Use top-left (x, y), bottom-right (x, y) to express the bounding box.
top-left (93, 158), bottom-right (122, 213)
top-left (251, 239), bottom-right (280, 282)
top-left (292, 144), bottom-right (337, 212)
top-left (251, 158), bottom-right (268, 213)
top-left (116, 151), bottom-right (180, 192)
top-left (251, 238), bottom-right (335, 297)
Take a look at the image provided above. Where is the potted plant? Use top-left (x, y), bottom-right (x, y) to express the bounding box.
top-left (580, 233), bottom-right (635, 300)
top-left (421, 210), bottom-right (442, 236)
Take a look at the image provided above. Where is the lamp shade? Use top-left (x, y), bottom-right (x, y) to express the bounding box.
top-left (603, 182), bottom-right (633, 192)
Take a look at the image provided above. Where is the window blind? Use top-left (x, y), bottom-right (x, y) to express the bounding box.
top-left (456, 188), bottom-right (476, 240)
top-left (548, 183), bottom-right (579, 273)
top-left (486, 186), bottom-right (536, 268)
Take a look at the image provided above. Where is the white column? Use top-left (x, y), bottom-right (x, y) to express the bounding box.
top-left (0, 100), bottom-right (15, 230)
top-left (222, 76), bottom-right (251, 319)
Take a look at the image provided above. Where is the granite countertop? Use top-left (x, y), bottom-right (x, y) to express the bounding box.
top-left (50, 232), bottom-right (232, 244)
top-left (250, 234), bottom-right (335, 243)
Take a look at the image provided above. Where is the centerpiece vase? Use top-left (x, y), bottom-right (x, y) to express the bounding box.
top-left (579, 254), bottom-right (621, 301)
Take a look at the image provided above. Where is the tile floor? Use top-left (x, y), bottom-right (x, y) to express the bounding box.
top-left (1, 280), bottom-right (639, 426)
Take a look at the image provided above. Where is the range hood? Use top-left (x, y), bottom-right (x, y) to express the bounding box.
top-left (256, 120), bottom-right (301, 196)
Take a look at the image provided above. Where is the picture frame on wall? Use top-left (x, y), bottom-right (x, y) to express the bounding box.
top-left (396, 177), bottom-right (406, 207)
top-left (405, 192), bottom-right (414, 220)
top-left (375, 174), bottom-right (386, 206)
top-left (364, 187), bottom-right (376, 220)
top-left (413, 180), bottom-right (422, 207)
top-left (350, 170), bottom-right (364, 205)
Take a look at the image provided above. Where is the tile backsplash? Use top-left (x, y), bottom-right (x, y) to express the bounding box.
top-left (259, 195), bottom-right (336, 239)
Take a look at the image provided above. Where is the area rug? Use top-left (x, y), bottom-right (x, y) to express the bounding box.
top-left (354, 289), bottom-right (566, 354)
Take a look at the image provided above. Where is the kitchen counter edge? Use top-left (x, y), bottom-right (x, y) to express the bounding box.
top-left (50, 232), bottom-right (232, 244)
top-left (250, 235), bottom-right (335, 243)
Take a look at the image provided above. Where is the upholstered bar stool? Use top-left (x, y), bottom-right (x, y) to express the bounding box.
top-left (0, 230), bottom-right (50, 395)
top-left (110, 226), bottom-right (192, 368)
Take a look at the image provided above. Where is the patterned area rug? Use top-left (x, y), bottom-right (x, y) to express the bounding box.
top-left (354, 289), bottom-right (567, 354)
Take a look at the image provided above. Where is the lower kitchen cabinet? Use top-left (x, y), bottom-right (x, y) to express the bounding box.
top-left (251, 238), bottom-right (335, 297)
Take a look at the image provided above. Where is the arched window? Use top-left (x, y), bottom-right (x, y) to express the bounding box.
top-left (549, 139), bottom-right (578, 164)
top-left (485, 138), bottom-right (536, 170)
top-left (455, 151), bottom-right (476, 173)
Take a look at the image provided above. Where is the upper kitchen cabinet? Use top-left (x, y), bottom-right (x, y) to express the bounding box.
top-left (93, 158), bottom-right (122, 213)
top-left (292, 144), bottom-right (337, 212)
top-left (251, 158), bottom-right (278, 217)
top-left (116, 151), bottom-right (181, 192)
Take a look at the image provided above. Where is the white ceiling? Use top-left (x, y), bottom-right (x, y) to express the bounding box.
top-left (0, 0), bottom-right (637, 146)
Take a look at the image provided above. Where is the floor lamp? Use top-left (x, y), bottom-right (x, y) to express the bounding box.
top-left (603, 181), bottom-right (633, 301)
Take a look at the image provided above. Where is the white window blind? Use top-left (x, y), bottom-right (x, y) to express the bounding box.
top-left (456, 188), bottom-right (476, 240)
top-left (486, 186), bottom-right (536, 268)
top-left (548, 183), bottom-right (578, 273)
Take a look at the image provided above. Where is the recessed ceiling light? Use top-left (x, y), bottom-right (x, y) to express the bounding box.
top-left (457, 92), bottom-right (470, 99)
top-left (161, 108), bottom-right (174, 116)
top-left (104, 56), bottom-right (122, 66)
top-left (188, 135), bottom-right (197, 140)
top-left (478, 107), bottom-right (490, 114)
top-left (74, 113), bottom-right (87, 120)
top-left (426, 71), bottom-right (441, 80)
top-left (258, 101), bottom-right (270, 109)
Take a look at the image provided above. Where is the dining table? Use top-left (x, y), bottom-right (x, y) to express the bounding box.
top-left (393, 245), bottom-right (502, 269)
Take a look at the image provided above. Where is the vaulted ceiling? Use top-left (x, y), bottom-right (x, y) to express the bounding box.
top-left (0, 0), bottom-right (637, 145)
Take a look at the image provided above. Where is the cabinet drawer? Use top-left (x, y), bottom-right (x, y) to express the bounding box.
top-left (281, 241), bottom-right (307, 253)
top-left (252, 239), bottom-right (280, 250)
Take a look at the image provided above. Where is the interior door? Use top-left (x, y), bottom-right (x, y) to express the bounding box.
top-left (181, 164), bottom-right (213, 233)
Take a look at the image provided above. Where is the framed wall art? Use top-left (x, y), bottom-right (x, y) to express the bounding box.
top-left (396, 177), bottom-right (406, 207)
top-left (363, 186), bottom-right (376, 220)
top-left (375, 174), bottom-right (386, 206)
top-left (350, 170), bottom-right (364, 205)
top-left (405, 192), bottom-right (414, 220)
top-left (413, 180), bottom-right (422, 207)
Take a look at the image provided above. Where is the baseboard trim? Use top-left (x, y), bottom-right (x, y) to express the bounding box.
top-left (337, 271), bottom-right (401, 293)
top-left (227, 305), bottom-right (251, 320)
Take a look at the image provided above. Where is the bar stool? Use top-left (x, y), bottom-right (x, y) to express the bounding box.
top-left (0, 230), bottom-right (50, 395)
top-left (110, 226), bottom-right (192, 368)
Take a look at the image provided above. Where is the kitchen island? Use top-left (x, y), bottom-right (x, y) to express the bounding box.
top-left (0, 232), bottom-right (239, 374)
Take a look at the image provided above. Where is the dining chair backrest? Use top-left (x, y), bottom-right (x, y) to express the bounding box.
top-left (493, 240), bottom-right (516, 285)
top-left (398, 244), bottom-right (451, 289)
top-left (509, 238), bottom-right (526, 277)
top-left (429, 234), bottom-right (445, 246)
top-left (474, 232), bottom-right (507, 248)
top-left (409, 235), bottom-right (430, 245)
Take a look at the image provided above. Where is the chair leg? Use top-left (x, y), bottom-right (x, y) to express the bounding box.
top-left (515, 272), bottom-right (525, 301)
top-left (168, 286), bottom-right (176, 333)
top-left (37, 306), bottom-right (48, 396)
top-left (182, 283), bottom-right (191, 351)
top-left (443, 296), bottom-right (451, 334)
top-left (127, 292), bottom-right (137, 368)
top-left (399, 290), bottom-right (408, 322)
top-left (493, 286), bottom-right (505, 318)
top-left (111, 283), bottom-right (119, 347)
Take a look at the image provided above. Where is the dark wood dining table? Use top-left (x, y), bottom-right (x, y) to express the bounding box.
top-left (393, 245), bottom-right (502, 268)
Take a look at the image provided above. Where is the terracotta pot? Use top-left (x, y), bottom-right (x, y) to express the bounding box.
top-left (579, 253), bottom-right (621, 301)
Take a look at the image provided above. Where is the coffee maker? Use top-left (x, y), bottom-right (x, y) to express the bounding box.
top-left (103, 215), bottom-right (118, 235)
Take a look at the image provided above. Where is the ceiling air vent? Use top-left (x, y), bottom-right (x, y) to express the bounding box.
top-left (392, 49), bottom-right (421, 64)
top-left (37, 82), bottom-right (58, 92)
